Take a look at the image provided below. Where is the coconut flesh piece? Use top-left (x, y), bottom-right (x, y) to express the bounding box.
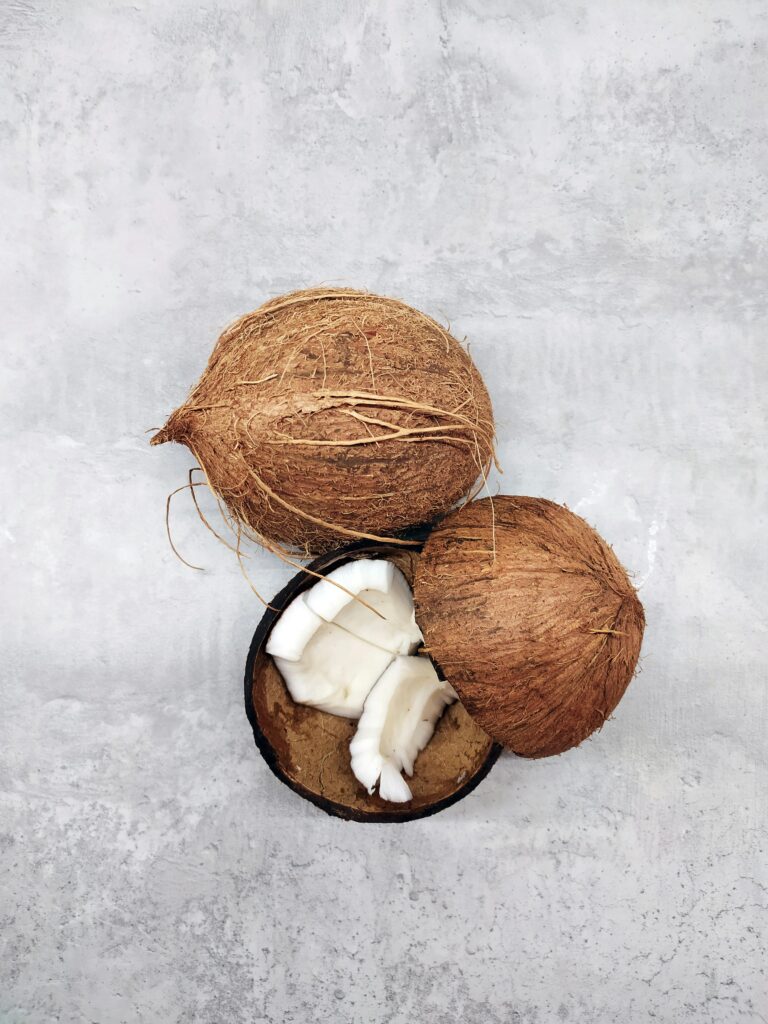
top-left (265, 596), bottom-right (394, 717)
top-left (265, 560), bottom-right (423, 719)
top-left (304, 559), bottom-right (422, 655)
top-left (350, 656), bottom-right (457, 803)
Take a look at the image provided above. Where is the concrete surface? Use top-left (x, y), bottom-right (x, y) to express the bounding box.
top-left (2, 1), bottom-right (767, 1021)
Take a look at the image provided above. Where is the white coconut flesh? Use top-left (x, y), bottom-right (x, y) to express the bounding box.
top-left (304, 559), bottom-right (423, 654)
top-left (265, 559), bottom-right (423, 719)
top-left (266, 559), bottom-right (455, 802)
top-left (350, 656), bottom-right (457, 803)
top-left (267, 604), bottom-right (394, 718)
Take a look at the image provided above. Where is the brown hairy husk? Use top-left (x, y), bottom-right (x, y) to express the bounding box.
top-left (413, 496), bottom-right (645, 757)
top-left (151, 288), bottom-right (495, 556)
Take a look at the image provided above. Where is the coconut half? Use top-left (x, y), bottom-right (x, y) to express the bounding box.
top-left (413, 495), bottom-right (645, 758)
top-left (245, 543), bottom-right (500, 823)
top-left (267, 559), bottom-right (453, 800)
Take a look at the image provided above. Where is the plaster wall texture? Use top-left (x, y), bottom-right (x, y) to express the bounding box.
top-left (2, 2), bottom-right (766, 1022)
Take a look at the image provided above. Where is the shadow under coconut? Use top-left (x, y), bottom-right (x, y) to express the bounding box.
top-left (244, 536), bottom-right (502, 823)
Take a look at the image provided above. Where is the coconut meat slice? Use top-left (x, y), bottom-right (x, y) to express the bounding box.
top-left (304, 559), bottom-right (423, 655)
top-left (350, 656), bottom-right (457, 803)
top-left (266, 594), bottom-right (394, 718)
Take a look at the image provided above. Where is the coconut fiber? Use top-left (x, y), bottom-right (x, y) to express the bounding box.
top-left (151, 288), bottom-right (495, 556)
top-left (414, 496), bottom-right (645, 757)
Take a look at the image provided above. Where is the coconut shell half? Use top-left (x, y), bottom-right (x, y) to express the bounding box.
top-left (245, 538), bottom-right (501, 822)
top-left (413, 496), bottom-right (645, 758)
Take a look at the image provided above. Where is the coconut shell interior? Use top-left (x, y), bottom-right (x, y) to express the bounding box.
top-left (245, 542), bottom-right (500, 822)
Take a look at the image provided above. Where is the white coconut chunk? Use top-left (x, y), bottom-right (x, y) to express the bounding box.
top-left (304, 559), bottom-right (394, 621)
top-left (266, 593), bottom-right (394, 717)
top-left (305, 559), bottom-right (423, 655)
top-left (350, 655), bottom-right (457, 803)
top-left (265, 595), bottom-right (326, 663)
top-left (378, 761), bottom-right (414, 803)
top-left (271, 627), bottom-right (394, 718)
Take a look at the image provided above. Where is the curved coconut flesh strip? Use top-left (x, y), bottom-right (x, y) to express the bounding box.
top-left (304, 559), bottom-right (423, 655)
top-left (350, 656), bottom-right (456, 803)
top-left (266, 594), bottom-right (394, 717)
top-left (264, 593), bottom-right (325, 662)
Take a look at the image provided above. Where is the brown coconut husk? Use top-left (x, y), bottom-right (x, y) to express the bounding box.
top-left (413, 496), bottom-right (645, 758)
top-left (151, 288), bottom-right (496, 557)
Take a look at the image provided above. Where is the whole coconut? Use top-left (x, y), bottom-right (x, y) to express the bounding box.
top-left (413, 496), bottom-right (644, 757)
top-left (151, 288), bottom-right (495, 555)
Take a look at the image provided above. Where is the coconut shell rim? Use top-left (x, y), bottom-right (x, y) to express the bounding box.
top-left (243, 533), bottom-right (502, 823)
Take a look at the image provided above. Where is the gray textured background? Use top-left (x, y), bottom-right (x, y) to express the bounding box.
top-left (2, 2), bottom-right (767, 1021)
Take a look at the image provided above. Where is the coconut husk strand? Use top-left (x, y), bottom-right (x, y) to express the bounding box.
top-left (413, 496), bottom-right (644, 758)
top-left (151, 288), bottom-right (496, 556)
